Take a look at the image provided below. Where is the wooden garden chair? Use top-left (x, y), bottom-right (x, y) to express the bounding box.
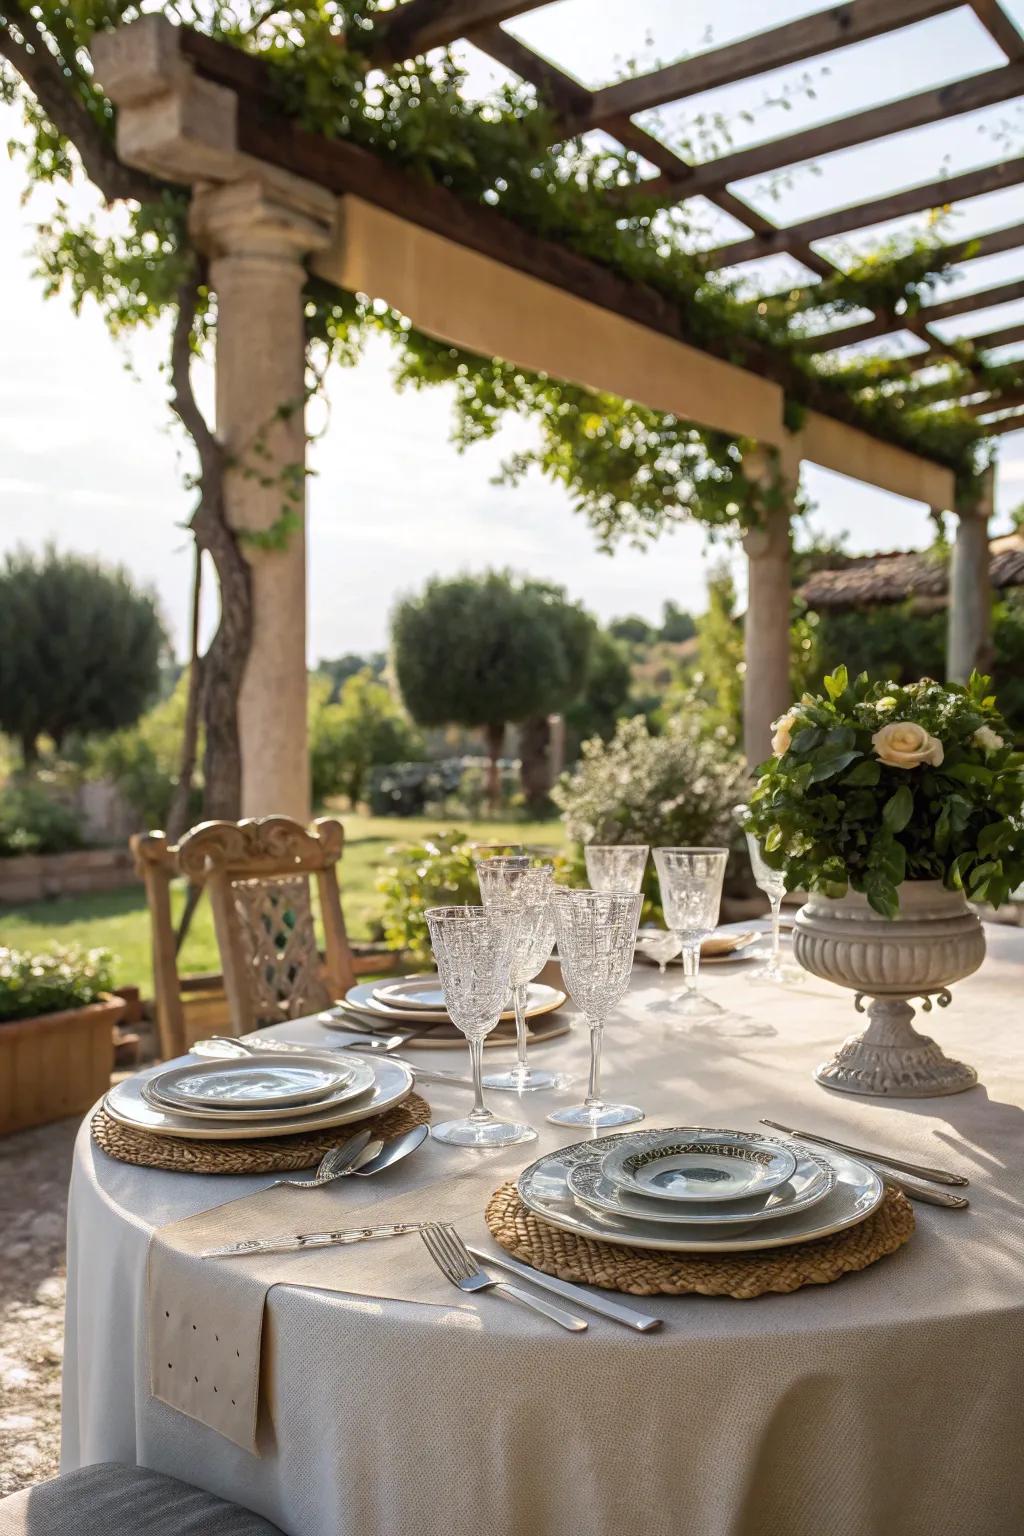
top-left (132, 816), bottom-right (356, 1059)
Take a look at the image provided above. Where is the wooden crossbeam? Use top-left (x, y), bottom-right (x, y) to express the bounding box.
top-left (761, 222), bottom-right (1024, 310)
top-left (370, 0), bottom-right (550, 61)
top-left (966, 319), bottom-right (1024, 349)
top-left (968, 0), bottom-right (1024, 59)
top-left (794, 276), bottom-right (1024, 352)
top-left (576, 0), bottom-right (963, 129)
top-left (966, 387), bottom-right (1024, 414)
top-left (466, 28), bottom-right (835, 274)
top-left (635, 63), bottom-right (1024, 202)
top-left (704, 158), bottom-right (1024, 268)
top-left (984, 410), bottom-right (1024, 432)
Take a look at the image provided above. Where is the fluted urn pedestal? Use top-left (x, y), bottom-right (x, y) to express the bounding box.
top-left (793, 882), bottom-right (985, 1098)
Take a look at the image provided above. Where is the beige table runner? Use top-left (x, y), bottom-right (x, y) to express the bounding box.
top-left (149, 1168), bottom-right (502, 1450)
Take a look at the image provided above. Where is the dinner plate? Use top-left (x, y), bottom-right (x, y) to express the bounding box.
top-left (517, 1136), bottom-right (882, 1253)
top-left (104, 1055), bottom-right (413, 1140)
top-left (337, 979), bottom-right (566, 1026)
top-left (320, 1007), bottom-right (572, 1050)
top-left (566, 1144), bottom-right (833, 1226)
top-left (143, 1052), bottom-right (376, 1121)
top-left (602, 1128), bottom-right (798, 1203)
top-left (151, 1055), bottom-right (356, 1111)
top-left (373, 976), bottom-right (451, 1011)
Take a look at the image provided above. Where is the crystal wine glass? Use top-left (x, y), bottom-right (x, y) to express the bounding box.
top-left (743, 830), bottom-right (804, 986)
top-left (546, 887), bottom-right (643, 1128)
top-left (476, 858), bottom-right (568, 1092)
top-left (654, 848), bottom-right (774, 1037)
top-left (425, 905), bottom-right (537, 1147)
top-left (584, 844), bottom-right (649, 893)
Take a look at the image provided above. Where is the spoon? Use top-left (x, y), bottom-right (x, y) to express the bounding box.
top-left (352, 1124), bottom-right (429, 1176)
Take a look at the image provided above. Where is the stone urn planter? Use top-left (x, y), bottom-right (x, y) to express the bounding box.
top-left (793, 881), bottom-right (985, 1098)
top-left (0, 994), bottom-right (123, 1136)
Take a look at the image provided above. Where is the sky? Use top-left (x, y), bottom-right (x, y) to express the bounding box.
top-left (1, 0), bottom-right (1023, 662)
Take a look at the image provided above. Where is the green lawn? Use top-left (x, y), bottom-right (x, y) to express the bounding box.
top-left (0, 814), bottom-right (566, 995)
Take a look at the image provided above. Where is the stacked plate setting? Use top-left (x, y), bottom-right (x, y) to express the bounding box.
top-left (518, 1127), bottom-right (885, 1253)
top-left (320, 973), bottom-right (569, 1049)
top-left (103, 1049), bottom-right (414, 1141)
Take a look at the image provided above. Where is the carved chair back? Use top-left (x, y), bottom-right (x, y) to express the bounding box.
top-left (132, 816), bottom-right (356, 1058)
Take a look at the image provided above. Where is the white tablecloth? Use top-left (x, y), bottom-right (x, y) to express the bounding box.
top-left (62, 932), bottom-right (1024, 1536)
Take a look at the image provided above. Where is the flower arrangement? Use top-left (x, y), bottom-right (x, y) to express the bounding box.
top-left (746, 668), bottom-right (1024, 918)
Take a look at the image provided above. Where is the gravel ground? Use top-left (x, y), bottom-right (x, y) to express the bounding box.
top-left (0, 1117), bottom-right (78, 1496)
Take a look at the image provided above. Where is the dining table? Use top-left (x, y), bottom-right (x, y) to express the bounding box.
top-left (61, 923), bottom-right (1024, 1536)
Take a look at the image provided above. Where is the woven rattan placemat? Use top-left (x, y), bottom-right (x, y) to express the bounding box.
top-left (484, 1180), bottom-right (914, 1299)
top-left (91, 1091), bottom-right (431, 1174)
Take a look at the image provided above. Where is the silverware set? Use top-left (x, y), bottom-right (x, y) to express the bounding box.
top-left (760, 1119), bottom-right (970, 1209)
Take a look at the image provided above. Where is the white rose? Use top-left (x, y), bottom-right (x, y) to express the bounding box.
top-left (973, 725), bottom-right (1005, 753)
top-left (771, 708), bottom-right (801, 757)
top-left (872, 720), bottom-right (944, 770)
top-left (876, 696), bottom-right (898, 712)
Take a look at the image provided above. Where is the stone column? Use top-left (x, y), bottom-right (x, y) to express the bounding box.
top-left (947, 466), bottom-right (994, 683)
top-left (742, 443), bottom-right (797, 769)
top-left (191, 180), bottom-right (333, 821)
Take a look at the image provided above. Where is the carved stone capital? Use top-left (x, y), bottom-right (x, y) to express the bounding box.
top-left (190, 179), bottom-right (335, 268)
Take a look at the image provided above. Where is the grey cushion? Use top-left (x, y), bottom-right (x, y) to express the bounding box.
top-left (0, 1464), bottom-right (286, 1536)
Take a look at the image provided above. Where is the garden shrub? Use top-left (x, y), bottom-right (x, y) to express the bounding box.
top-left (0, 778), bottom-right (84, 857)
top-left (0, 944), bottom-right (114, 1022)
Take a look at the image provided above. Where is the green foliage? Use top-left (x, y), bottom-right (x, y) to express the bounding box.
top-left (317, 651), bottom-right (387, 701)
top-left (0, 943), bottom-right (114, 1022)
top-left (555, 712), bottom-right (746, 850)
top-left (563, 630), bottom-right (633, 749)
top-left (692, 566), bottom-right (745, 735)
top-left (609, 615), bottom-right (654, 645)
top-left (392, 572), bottom-right (593, 734)
top-left (309, 669), bottom-right (422, 805)
top-left (659, 601), bottom-right (697, 643)
top-left (747, 669), bottom-right (1024, 917)
top-left (0, 546), bottom-right (167, 763)
top-left (3, 0), bottom-right (993, 597)
top-left (86, 676), bottom-right (199, 828)
top-left (0, 779), bottom-right (84, 857)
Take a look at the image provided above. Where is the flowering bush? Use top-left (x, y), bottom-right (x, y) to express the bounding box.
top-left (0, 944), bottom-right (114, 1023)
top-left (553, 713), bottom-right (746, 850)
top-left (747, 668), bottom-right (1024, 918)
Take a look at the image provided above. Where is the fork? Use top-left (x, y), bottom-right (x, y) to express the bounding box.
top-left (420, 1224), bottom-right (587, 1331)
top-left (271, 1129), bottom-right (378, 1190)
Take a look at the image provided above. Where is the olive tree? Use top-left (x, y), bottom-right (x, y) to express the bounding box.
top-left (391, 572), bottom-right (593, 809)
top-left (0, 547), bottom-right (166, 763)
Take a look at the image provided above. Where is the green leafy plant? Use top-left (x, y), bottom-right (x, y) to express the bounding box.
top-left (0, 779), bottom-right (84, 857)
top-left (308, 670), bottom-right (422, 806)
top-left (0, 944), bottom-right (115, 1022)
top-left (746, 668), bottom-right (1024, 917)
top-left (376, 832), bottom-right (521, 962)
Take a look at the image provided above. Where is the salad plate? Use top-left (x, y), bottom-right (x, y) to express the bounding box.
top-left (566, 1144), bottom-right (833, 1226)
top-left (517, 1135), bottom-right (882, 1254)
top-left (151, 1054), bottom-right (358, 1111)
top-left (602, 1127), bottom-right (798, 1203)
top-left (143, 1053), bottom-right (375, 1121)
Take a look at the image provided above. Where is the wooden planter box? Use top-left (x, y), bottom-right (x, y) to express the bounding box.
top-left (0, 993), bottom-right (124, 1136)
top-left (0, 847), bottom-right (139, 904)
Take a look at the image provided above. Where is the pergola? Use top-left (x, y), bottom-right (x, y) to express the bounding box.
top-left (90, 3), bottom-right (1024, 818)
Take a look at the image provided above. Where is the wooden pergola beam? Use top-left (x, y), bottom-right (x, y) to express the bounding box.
top-left (577, 0), bottom-right (962, 129)
top-left (370, 0), bottom-right (550, 61)
top-left (639, 63), bottom-right (1024, 203)
top-left (762, 221), bottom-right (1024, 310)
top-left (704, 157), bottom-right (1024, 268)
top-left (966, 319), bottom-right (1024, 350)
top-left (794, 276), bottom-right (1024, 353)
top-left (983, 410), bottom-right (1024, 432)
top-left (968, 0), bottom-right (1024, 59)
top-left (966, 387), bottom-right (1024, 414)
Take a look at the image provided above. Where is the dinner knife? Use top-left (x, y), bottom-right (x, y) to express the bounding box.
top-left (759, 1119), bottom-right (969, 1187)
top-left (201, 1222), bottom-right (426, 1258)
top-left (466, 1245), bottom-right (663, 1331)
top-left (863, 1169), bottom-right (969, 1210)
